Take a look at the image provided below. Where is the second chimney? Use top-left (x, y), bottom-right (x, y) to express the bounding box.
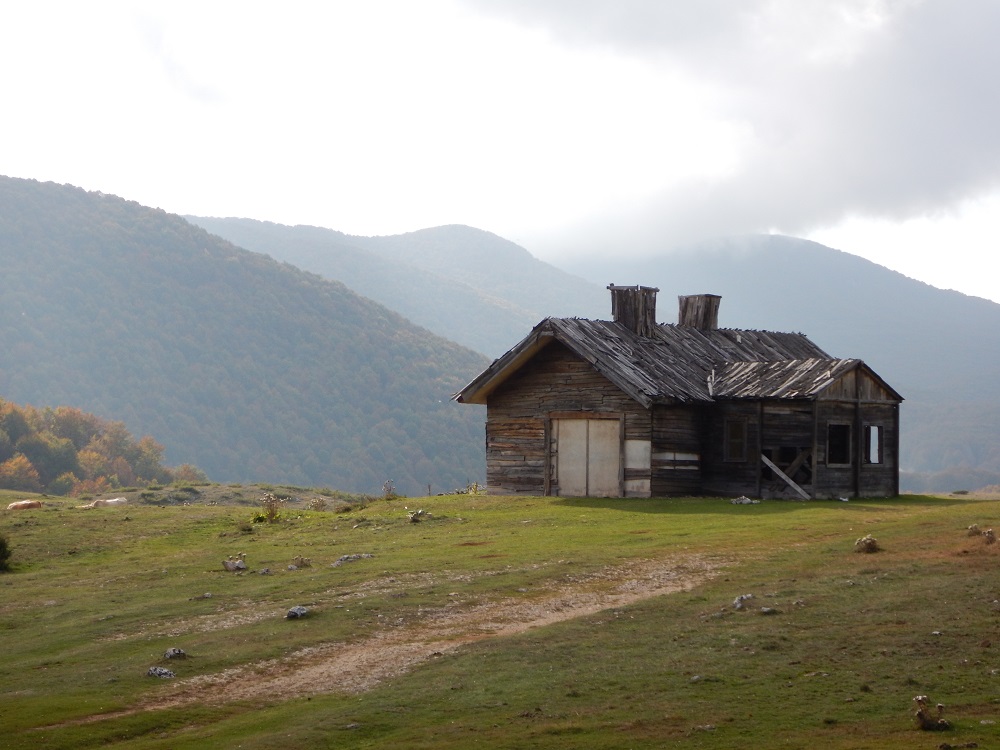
top-left (677, 294), bottom-right (721, 330)
top-left (608, 284), bottom-right (659, 337)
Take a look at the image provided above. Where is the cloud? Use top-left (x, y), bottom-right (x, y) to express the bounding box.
top-left (462, 1), bottom-right (1000, 255)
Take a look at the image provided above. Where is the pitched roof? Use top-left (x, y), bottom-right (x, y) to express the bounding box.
top-left (455, 317), bottom-right (901, 406)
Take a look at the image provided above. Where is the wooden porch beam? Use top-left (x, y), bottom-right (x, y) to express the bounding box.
top-left (761, 454), bottom-right (811, 500)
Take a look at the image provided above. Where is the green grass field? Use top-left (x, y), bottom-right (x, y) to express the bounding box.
top-left (2, 487), bottom-right (999, 748)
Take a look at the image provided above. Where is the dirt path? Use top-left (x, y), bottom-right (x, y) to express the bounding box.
top-left (54, 555), bottom-right (723, 726)
top-left (153, 555), bottom-right (722, 708)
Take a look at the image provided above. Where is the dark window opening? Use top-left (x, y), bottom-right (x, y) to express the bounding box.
top-left (827, 423), bottom-right (852, 465)
top-left (864, 425), bottom-right (883, 464)
top-left (725, 419), bottom-right (747, 462)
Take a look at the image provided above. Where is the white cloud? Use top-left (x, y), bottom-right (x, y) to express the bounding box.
top-left (1, 1), bottom-right (998, 302)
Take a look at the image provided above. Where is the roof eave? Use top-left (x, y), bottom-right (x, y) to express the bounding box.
top-left (452, 327), bottom-right (556, 404)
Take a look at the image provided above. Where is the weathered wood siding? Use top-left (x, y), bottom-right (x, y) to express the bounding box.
top-left (817, 368), bottom-right (897, 402)
top-left (813, 401), bottom-right (899, 498)
top-left (481, 342), bottom-right (901, 499)
top-left (485, 341), bottom-right (650, 496)
top-left (701, 401), bottom-right (761, 496)
top-left (650, 405), bottom-right (705, 496)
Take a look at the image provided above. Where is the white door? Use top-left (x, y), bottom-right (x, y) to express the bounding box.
top-left (555, 419), bottom-right (622, 497)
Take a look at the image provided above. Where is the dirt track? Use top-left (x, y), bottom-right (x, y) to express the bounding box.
top-left (47, 555), bottom-right (723, 728)
top-left (145, 554), bottom-right (723, 709)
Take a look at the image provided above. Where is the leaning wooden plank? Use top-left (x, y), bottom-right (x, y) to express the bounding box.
top-left (760, 454), bottom-right (811, 500)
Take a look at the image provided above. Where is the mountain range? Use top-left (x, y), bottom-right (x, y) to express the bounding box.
top-left (1, 173), bottom-right (994, 495)
top-left (191, 218), bottom-right (1000, 493)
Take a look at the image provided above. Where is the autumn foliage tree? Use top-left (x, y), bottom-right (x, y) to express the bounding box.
top-left (0, 454), bottom-right (42, 492)
top-left (0, 398), bottom-right (202, 495)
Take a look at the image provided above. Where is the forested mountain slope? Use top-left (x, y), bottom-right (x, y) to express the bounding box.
top-left (187, 218), bottom-right (606, 357)
top-left (0, 177), bottom-right (488, 494)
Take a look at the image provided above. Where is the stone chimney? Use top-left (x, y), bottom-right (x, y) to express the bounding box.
top-left (677, 294), bottom-right (721, 330)
top-left (608, 284), bottom-right (659, 337)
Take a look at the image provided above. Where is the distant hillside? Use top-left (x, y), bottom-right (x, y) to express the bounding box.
top-left (565, 235), bottom-right (1000, 490)
top-left (187, 218), bottom-right (606, 357)
top-left (0, 177), bottom-right (488, 495)
top-left (192, 219), bottom-right (1000, 492)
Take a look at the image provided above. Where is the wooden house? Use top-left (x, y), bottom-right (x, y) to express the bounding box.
top-left (454, 285), bottom-right (902, 499)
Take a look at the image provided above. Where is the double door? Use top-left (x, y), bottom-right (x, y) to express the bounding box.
top-left (554, 418), bottom-right (622, 497)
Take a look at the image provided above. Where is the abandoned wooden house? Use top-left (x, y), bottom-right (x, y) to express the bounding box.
top-left (454, 285), bottom-right (902, 499)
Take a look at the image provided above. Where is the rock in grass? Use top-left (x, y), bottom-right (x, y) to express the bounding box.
top-left (331, 553), bottom-right (374, 567)
top-left (733, 593), bottom-right (753, 610)
top-left (286, 605), bottom-right (309, 619)
top-left (163, 647), bottom-right (187, 659)
top-left (147, 666), bottom-right (175, 678)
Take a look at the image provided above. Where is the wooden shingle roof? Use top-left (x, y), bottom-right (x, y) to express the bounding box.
top-left (455, 316), bottom-right (901, 406)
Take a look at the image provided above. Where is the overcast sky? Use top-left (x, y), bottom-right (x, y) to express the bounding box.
top-left (2, 1), bottom-right (998, 302)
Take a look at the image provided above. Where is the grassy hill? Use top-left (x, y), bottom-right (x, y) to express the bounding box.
top-left (0, 177), bottom-right (488, 495)
top-left (3, 488), bottom-right (999, 748)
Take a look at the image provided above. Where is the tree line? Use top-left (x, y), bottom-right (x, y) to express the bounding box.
top-left (0, 398), bottom-right (204, 495)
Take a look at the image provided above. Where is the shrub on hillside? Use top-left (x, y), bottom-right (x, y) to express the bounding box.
top-left (0, 533), bottom-right (12, 573)
top-left (256, 492), bottom-right (285, 523)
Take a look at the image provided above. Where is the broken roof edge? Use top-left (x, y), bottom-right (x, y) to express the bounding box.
top-left (711, 358), bottom-right (904, 402)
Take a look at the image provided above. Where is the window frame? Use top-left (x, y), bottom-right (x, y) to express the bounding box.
top-left (724, 418), bottom-right (748, 463)
top-left (863, 424), bottom-right (883, 465)
top-left (826, 422), bottom-right (852, 466)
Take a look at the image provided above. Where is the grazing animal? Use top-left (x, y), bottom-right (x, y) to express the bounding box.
top-left (6, 500), bottom-right (42, 511)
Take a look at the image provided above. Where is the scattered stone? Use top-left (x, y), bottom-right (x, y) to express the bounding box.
top-left (223, 552), bottom-right (248, 572)
top-left (733, 593), bottom-right (754, 610)
top-left (760, 606), bottom-right (779, 615)
top-left (730, 496), bottom-right (759, 505)
top-left (286, 605), bottom-right (309, 619)
top-left (189, 592), bottom-right (213, 600)
top-left (332, 553), bottom-right (374, 567)
top-left (147, 666), bottom-right (175, 678)
top-left (854, 534), bottom-right (880, 553)
top-left (258, 568), bottom-right (272, 575)
top-left (288, 564), bottom-right (299, 571)
top-left (163, 647), bottom-right (187, 659)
